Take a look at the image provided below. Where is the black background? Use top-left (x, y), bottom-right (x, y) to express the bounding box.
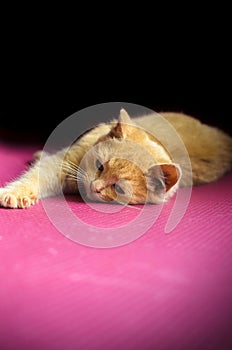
top-left (1, 63), bottom-right (231, 144)
top-left (1, 13), bottom-right (231, 143)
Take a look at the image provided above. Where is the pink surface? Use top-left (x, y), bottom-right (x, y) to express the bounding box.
top-left (0, 139), bottom-right (232, 350)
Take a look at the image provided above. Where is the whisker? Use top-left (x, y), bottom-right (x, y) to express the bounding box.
top-left (77, 168), bottom-right (87, 176)
top-left (60, 161), bottom-right (88, 180)
top-left (61, 164), bottom-right (78, 173)
top-left (66, 175), bottom-right (78, 180)
top-left (49, 159), bottom-right (87, 179)
top-left (77, 170), bottom-right (88, 178)
top-left (67, 159), bottom-right (79, 168)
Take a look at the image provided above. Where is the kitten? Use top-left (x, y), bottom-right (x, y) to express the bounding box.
top-left (0, 108), bottom-right (232, 208)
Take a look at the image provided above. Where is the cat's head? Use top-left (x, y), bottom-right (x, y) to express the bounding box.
top-left (79, 108), bottom-right (182, 204)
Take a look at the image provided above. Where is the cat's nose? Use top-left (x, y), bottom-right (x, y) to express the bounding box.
top-left (90, 180), bottom-right (104, 193)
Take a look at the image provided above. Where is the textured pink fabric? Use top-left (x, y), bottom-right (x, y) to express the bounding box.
top-left (0, 139), bottom-right (232, 350)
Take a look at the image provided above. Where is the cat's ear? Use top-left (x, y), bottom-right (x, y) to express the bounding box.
top-left (146, 163), bottom-right (182, 194)
top-left (118, 108), bottom-right (132, 124)
top-left (110, 108), bottom-right (134, 139)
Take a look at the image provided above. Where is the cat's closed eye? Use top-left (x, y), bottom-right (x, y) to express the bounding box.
top-left (96, 159), bottom-right (104, 172)
top-left (114, 183), bottom-right (125, 195)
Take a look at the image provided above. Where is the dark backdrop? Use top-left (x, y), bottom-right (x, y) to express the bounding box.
top-left (1, 35), bottom-right (231, 143)
top-left (1, 68), bottom-right (231, 142)
top-left (1, 5), bottom-right (231, 144)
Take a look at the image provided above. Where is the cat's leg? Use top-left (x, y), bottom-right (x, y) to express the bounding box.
top-left (0, 149), bottom-right (67, 208)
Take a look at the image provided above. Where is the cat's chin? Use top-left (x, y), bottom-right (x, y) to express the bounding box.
top-left (85, 191), bottom-right (113, 203)
top-left (85, 191), bottom-right (132, 205)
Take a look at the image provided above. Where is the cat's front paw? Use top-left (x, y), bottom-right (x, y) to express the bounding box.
top-left (0, 188), bottom-right (38, 208)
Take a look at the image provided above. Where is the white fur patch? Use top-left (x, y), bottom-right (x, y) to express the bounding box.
top-left (145, 136), bottom-right (171, 162)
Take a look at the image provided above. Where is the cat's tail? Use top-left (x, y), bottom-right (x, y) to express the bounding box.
top-left (191, 128), bottom-right (232, 185)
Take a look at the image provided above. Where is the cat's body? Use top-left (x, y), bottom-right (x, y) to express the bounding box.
top-left (1, 109), bottom-right (232, 208)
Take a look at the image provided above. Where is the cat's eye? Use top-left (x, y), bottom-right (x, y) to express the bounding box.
top-left (96, 159), bottom-right (104, 172)
top-left (114, 183), bottom-right (125, 195)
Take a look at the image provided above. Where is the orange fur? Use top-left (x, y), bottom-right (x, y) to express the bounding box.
top-left (0, 108), bottom-right (232, 208)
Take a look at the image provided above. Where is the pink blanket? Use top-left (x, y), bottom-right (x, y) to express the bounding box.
top-left (0, 139), bottom-right (232, 350)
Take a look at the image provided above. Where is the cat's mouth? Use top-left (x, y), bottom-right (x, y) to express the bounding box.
top-left (88, 191), bottom-right (113, 203)
top-left (83, 184), bottom-right (113, 203)
top-left (93, 190), bottom-right (114, 202)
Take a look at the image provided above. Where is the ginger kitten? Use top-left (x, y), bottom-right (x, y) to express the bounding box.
top-left (0, 108), bottom-right (231, 208)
